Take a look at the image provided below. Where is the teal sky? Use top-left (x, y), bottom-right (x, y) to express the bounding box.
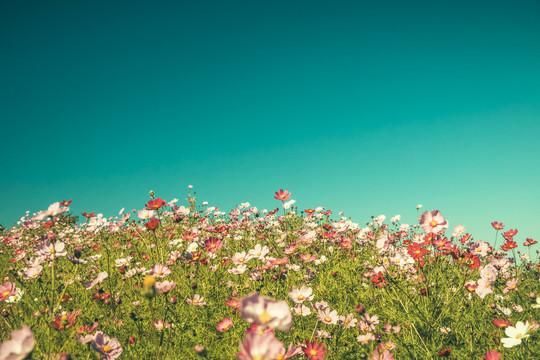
top-left (1, 1), bottom-right (539, 252)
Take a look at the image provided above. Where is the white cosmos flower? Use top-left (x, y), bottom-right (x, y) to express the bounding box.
top-left (501, 321), bottom-right (530, 348)
top-left (532, 297), bottom-right (540, 309)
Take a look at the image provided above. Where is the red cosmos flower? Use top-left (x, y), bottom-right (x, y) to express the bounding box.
top-left (205, 238), bottom-right (223, 253)
top-left (53, 309), bottom-right (82, 330)
top-left (491, 221), bottom-right (505, 230)
top-left (303, 339), bottom-right (327, 360)
top-left (500, 240), bottom-right (517, 252)
top-left (370, 272), bottom-right (387, 288)
top-left (304, 209), bottom-right (315, 214)
top-left (145, 198), bottom-right (166, 210)
top-left (524, 238), bottom-right (537, 247)
top-left (268, 208), bottom-right (280, 215)
top-left (407, 243), bottom-right (428, 261)
top-left (483, 350), bottom-right (502, 360)
top-left (492, 319), bottom-right (512, 328)
top-left (60, 199), bottom-right (72, 206)
top-left (82, 212), bottom-right (95, 218)
top-left (502, 229), bottom-right (518, 240)
top-left (274, 189), bottom-right (291, 201)
top-left (145, 218), bottom-right (160, 230)
top-left (42, 220), bottom-right (53, 229)
top-left (128, 336), bottom-right (136, 345)
top-left (465, 282), bottom-right (478, 292)
top-left (225, 298), bottom-right (240, 309)
top-left (270, 257), bottom-right (289, 266)
top-left (462, 253), bottom-right (480, 269)
top-left (438, 348), bottom-right (451, 357)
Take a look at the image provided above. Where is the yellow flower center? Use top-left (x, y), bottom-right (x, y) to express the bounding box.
top-left (103, 345), bottom-right (112, 353)
top-left (259, 310), bottom-right (272, 323)
top-left (253, 355), bottom-right (263, 360)
top-left (50, 248), bottom-right (55, 254)
top-left (276, 355), bottom-right (285, 360)
top-left (239, 258), bottom-right (245, 263)
top-left (325, 317), bottom-right (332, 322)
top-left (298, 295), bottom-right (305, 301)
top-left (310, 350), bottom-right (318, 356)
top-left (515, 333), bottom-right (522, 339)
top-left (430, 220), bottom-right (437, 227)
top-left (2, 290), bottom-right (10, 297)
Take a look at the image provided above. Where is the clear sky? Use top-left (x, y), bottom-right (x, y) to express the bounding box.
top-left (1, 0), bottom-right (539, 251)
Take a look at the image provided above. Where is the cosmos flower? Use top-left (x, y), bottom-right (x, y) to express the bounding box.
top-left (240, 293), bottom-right (292, 331)
top-left (237, 332), bottom-right (284, 360)
top-left (0, 282), bottom-right (18, 301)
top-left (216, 317), bottom-right (233, 332)
top-left (274, 189), bottom-right (291, 201)
top-left (0, 324), bottom-right (35, 360)
top-left (155, 280), bottom-right (176, 294)
top-left (288, 286), bottom-right (314, 304)
top-left (419, 210), bottom-right (448, 234)
top-left (303, 339), bottom-right (327, 360)
top-left (186, 294), bottom-right (206, 306)
top-left (501, 321), bottom-right (530, 348)
top-left (85, 272), bottom-right (108, 290)
top-left (32, 202), bottom-right (69, 221)
top-left (148, 263), bottom-right (171, 278)
top-left (91, 332), bottom-right (123, 360)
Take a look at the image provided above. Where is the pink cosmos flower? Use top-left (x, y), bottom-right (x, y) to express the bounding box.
top-left (153, 319), bottom-right (171, 331)
top-left (148, 263), bottom-right (171, 278)
top-left (503, 278), bottom-right (518, 294)
top-left (186, 294), bottom-right (206, 306)
top-left (274, 189), bottom-right (291, 201)
top-left (339, 314), bottom-right (358, 329)
top-left (216, 317), bottom-right (233, 332)
top-left (32, 202), bottom-right (69, 221)
top-left (232, 251), bottom-right (253, 265)
top-left (85, 271), bottom-right (108, 290)
top-left (357, 333), bottom-right (376, 344)
top-left (288, 286), bottom-right (314, 304)
top-left (240, 293), bottom-right (292, 331)
top-left (483, 350), bottom-right (502, 360)
top-left (318, 308), bottom-right (339, 325)
top-left (237, 332), bottom-right (284, 360)
top-left (91, 332), bottom-right (123, 360)
top-left (419, 210), bottom-right (449, 234)
top-left (155, 280), bottom-right (176, 294)
top-left (369, 349), bottom-right (394, 360)
top-left (0, 282), bottom-right (18, 301)
top-left (0, 324), bottom-right (35, 360)
top-left (23, 265), bottom-right (43, 279)
top-left (475, 278), bottom-right (493, 299)
top-left (491, 222), bottom-right (504, 230)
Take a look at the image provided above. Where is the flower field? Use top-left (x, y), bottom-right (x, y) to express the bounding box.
top-left (1, 189), bottom-right (539, 360)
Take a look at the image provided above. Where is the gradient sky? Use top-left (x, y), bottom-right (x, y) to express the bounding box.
top-left (1, 0), bottom-right (539, 252)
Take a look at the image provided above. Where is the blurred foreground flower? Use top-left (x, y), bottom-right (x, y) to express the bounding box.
top-left (0, 324), bottom-right (35, 360)
top-left (240, 293), bottom-right (292, 331)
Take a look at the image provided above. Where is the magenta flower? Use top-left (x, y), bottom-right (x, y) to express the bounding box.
top-left (0, 324), bottom-right (35, 360)
top-left (91, 332), bottom-right (123, 360)
top-left (419, 210), bottom-right (448, 234)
